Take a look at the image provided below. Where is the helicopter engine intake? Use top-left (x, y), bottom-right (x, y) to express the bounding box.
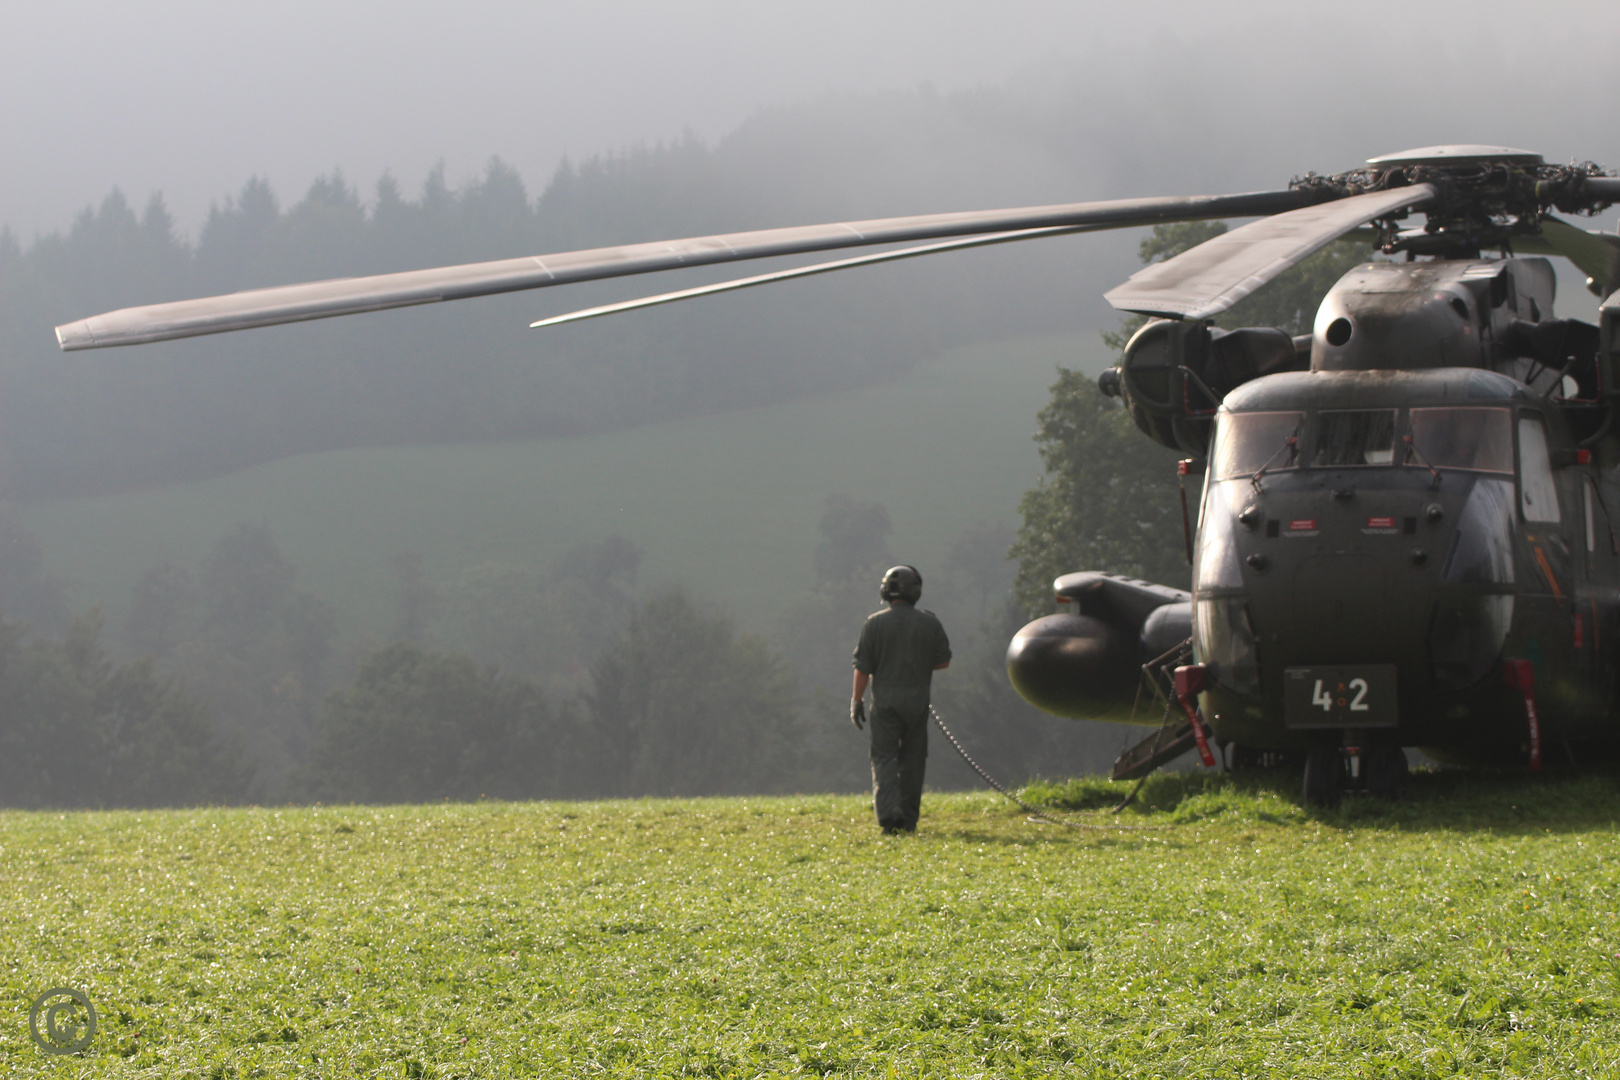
top-left (1107, 319), bottom-right (1300, 455)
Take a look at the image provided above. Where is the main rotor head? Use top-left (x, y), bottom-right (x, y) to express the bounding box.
top-left (1291, 144), bottom-right (1616, 260)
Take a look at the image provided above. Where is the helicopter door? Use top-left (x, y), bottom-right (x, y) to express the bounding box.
top-left (1581, 475), bottom-right (1620, 713)
top-left (1517, 415), bottom-right (1573, 651)
top-left (1584, 478), bottom-right (1599, 558)
top-left (1517, 416), bottom-right (1561, 525)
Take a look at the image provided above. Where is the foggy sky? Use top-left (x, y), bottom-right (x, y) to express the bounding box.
top-left (5, 0), bottom-right (1618, 243)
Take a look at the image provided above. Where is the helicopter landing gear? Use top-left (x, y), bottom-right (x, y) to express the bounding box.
top-left (1302, 742), bottom-right (1406, 807)
top-left (1227, 744), bottom-right (1295, 771)
top-left (1363, 744), bottom-right (1410, 800)
top-left (1301, 745), bottom-right (1344, 809)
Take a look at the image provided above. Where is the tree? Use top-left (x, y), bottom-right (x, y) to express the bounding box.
top-left (389, 551), bottom-right (439, 647)
top-left (159, 522), bottom-right (335, 797)
top-left (585, 589), bottom-right (804, 796)
top-left (788, 494), bottom-right (897, 668)
top-left (813, 494), bottom-right (894, 591)
top-left (0, 504), bottom-right (69, 635)
top-left (0, 610), bottom-right (247, 808)
top-left (439, 561), bottom-right (555, 681)
top-left (296, 643), bottom-right (568, 804)
top-left (436, 535), bottom-right (644, 690)
top-left (943, 518), bottom-right (1017, 623)
top-left (122, 561), bottom-right (194, 659)
top-left (1009, 367), bottom-right (1191, 612)
top-left (199, 522), bottom-right (297, 650)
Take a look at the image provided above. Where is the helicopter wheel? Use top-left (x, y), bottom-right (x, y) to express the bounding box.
top-left (1227, 743), bottom-right (1259, 771)
top-left (1301, 745), bottom-right (1344, 809)
top-left (1363, 744), bottom-right (1410, 800)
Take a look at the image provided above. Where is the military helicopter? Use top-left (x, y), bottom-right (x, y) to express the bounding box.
top-left (55, 145), bottom-right (1620, 806)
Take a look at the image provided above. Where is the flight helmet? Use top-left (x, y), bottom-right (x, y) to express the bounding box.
top-left (879, 565), bottom-right (923, 604)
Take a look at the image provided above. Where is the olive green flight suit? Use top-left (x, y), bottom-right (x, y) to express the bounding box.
top-left (853, 602), bottom-right (951, 832)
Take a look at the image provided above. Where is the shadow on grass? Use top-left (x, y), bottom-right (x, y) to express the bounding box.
top-left (1019, 766), bottom-right (1620, 835)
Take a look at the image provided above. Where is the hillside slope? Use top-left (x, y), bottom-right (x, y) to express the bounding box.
top-left (22, 332), bottom-right (1110, 644)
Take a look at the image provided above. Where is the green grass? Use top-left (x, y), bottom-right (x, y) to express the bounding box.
top-left (4, 773), bottom-right (1620, 1077)
top-left (21, 332), bottom-right (1108, 643)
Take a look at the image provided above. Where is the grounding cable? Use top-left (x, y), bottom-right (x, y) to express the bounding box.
top-left (929, 706), bottom-right (1170, 831)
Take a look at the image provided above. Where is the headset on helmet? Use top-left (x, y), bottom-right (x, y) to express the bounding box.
top-left (879, 565), bottom-right (923, 604)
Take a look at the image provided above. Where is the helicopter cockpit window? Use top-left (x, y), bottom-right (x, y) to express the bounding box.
top-left (1518, 416), bottom-right (1561, 524)
top-left (1407, 407), bottom-right (1513, 473)
top-left (1311, 409), bottom-right (1397, 467)
top-left (1210, 411), bottom-right (1303, 480)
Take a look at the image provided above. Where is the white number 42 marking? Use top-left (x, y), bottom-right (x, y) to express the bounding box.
top-left (1312, 678), bottom-right (1371, 712)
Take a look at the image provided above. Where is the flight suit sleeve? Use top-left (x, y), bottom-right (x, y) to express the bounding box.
top-left (933, 617), bottom-right (952, 667)
top-left (853, 617), bottom-right (877, 674)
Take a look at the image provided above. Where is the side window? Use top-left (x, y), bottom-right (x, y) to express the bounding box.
top-left (1210, 411), bottom-right (1304, 479)
top-left (1518, 416), bottom-right (1561, 524)
top-left (1408, 407), bottom-right (1513, 472)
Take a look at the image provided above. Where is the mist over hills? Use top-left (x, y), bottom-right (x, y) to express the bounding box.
top-left (0, 87), bottom-right (1140, 503)
top-left (5, 37), bottom-right (1618, 802)
top-left (5, 55), bottom-right (1615, 503)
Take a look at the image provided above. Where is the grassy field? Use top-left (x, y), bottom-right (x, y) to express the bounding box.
top-left (21, 332), bottom-right (1109, 643)
top-left (3, 772), bottom-right (1619, 1078)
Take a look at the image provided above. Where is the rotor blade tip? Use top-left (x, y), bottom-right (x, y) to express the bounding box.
top-left (55, 321), bottom-right (96, 351)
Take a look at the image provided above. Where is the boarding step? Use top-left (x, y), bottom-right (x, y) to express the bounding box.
top-left (1109, 719), bottom-right (1198, 781)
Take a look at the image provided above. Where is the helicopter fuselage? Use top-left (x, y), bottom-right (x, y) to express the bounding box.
top-left (1008, 251), bottom-right (1620, 768)
top-left (1195, 365), bottom-right (1619, 759)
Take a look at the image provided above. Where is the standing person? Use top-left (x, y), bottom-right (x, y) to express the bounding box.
top-left (851, 565), bottom-right (951, 834)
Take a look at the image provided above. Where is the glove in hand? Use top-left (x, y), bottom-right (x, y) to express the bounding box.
top-left (850, 698), bottom-right (867, 731)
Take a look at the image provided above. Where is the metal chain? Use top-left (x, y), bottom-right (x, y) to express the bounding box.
top-left (929, 706), bottom-right (1169, 831)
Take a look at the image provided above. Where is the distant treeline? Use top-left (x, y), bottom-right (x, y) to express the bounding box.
top-left (0, 212), bottom-right (1368, 809)
top-left (0, 89), bottom-right (1134, 502)
top-left (0, 220), bottom-right (1363, 809)
top-left (0, 486), bottom-right (1138, 809)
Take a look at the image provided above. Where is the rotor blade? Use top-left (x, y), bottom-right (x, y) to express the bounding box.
top-left (1103, 184), bottom-right (1437, 320)
top-left (530, 226), bottom-right (1085, 329)
top-left (1514, 216), bottom-right (1620, 297)
top-left (56, 188), bottom-right (1319, 350)
top-left (1586, 177), bottom-right (1620, 203)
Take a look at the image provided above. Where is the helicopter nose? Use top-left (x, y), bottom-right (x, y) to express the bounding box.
top-left (1216, 473), bottom-right (1460, 679)
top-left (1284, 555), bottom-right (1415, 661)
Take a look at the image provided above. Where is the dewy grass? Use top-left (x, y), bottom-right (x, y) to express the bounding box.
top-left (3, 773), bottom-right (1619, 1078)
